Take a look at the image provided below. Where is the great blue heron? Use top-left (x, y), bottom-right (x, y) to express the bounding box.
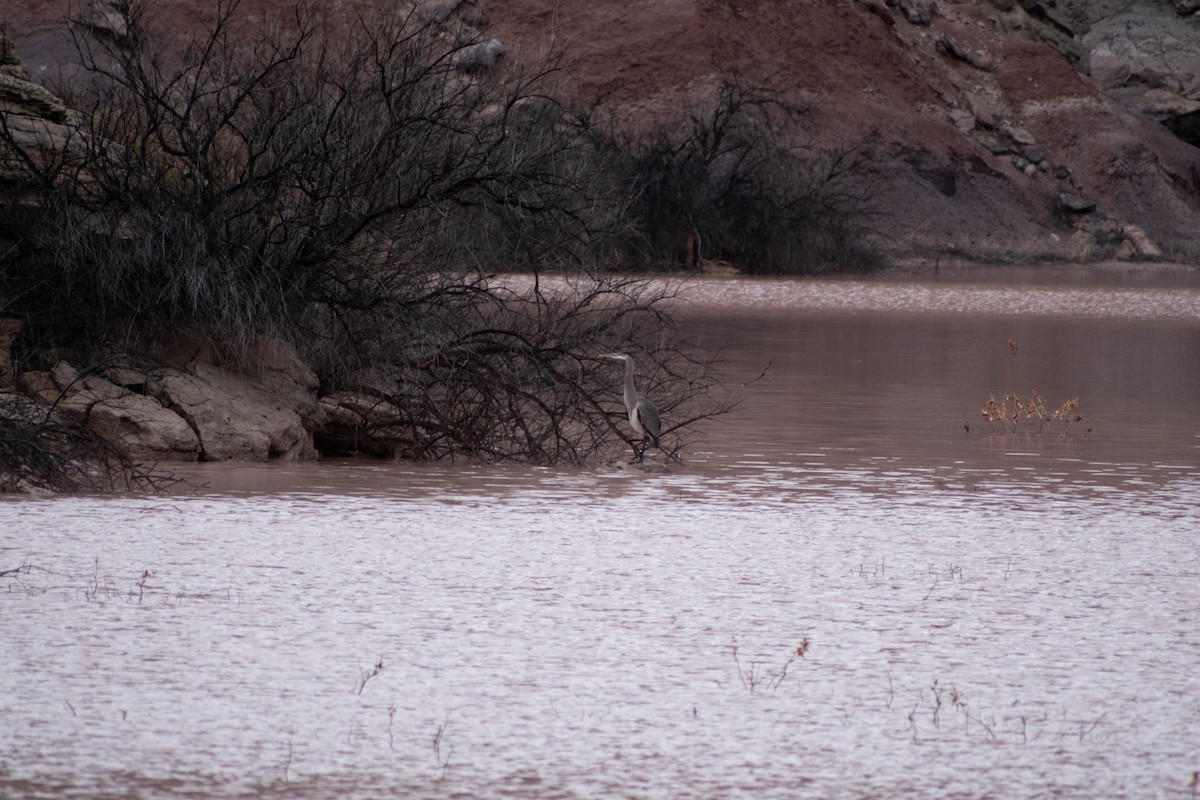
top-left (602, 352), bottom-right (661, 463)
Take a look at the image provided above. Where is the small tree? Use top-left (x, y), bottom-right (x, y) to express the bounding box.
top-left (624, 77), bottom-right (880, 274)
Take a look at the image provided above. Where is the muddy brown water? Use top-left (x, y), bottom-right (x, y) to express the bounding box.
top-left (3, 268), bottom-right (1199, 799)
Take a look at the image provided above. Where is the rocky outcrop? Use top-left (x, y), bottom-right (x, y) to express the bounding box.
top-left (0, 36), bottom-right (71, 124)
top-left (1077, 2), bottom-right (1200, 147)
top-left (0, 7), bottom-right (500, 469)
top-left (19, 362), bottom-right (201, 462)
top-left (148, 338), bottom-right (319, 462)
top-left (6, 0), bottom-right (1198, 264)
top-left (894, 0), bottom-right (936, 26)
top-left (149, 366), bottom-right (311, 462)
top-left (0, 32), bottom-right (78, 202)
top-left (13, 337), bottom-right (319, 463)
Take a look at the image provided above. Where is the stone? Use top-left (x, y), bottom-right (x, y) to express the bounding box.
top-left (416, 0), bottom-right (462, 24)
top-left (863, 1), bottom-right (896, 27)
top-left (0, 34), bottom-right (20, 67)
top-left (0, 35), bottom-right (93, 203)
top-left (0, 69), bottom-right (72, 124)
top-left (81, 389), bottom-right (201, 462)
top-left (13, 336), bottom-right (319, 463)
top-left (973, 130), bottom-right (1012, 155)
top-left (100, 364), bottom-right (151, 390)
top-left (237, 338), bottom-right (319, 423)
top-left (1058, 193), bottom-right (1096, 214)
top-left (936, 36), bottom-right (993, 70)
top-left (949, 108), bottom-right (976, 133)
top-left (1008, 126), bottom-right (1037, 145)
top-left (17, 361), bottom-right (200, 461)
top-left (1082, 4), bottom-right (1200, 150)
top-left (455, 38), bottom-right (503, 71)
top-left (150, 362), bottom-right (316, 462)
top-left (1088, 42), bottom-right (1132, 89)
top-left (1022, 144), bottom-right (1047, 164)
top-left (508, 94), bottom-right (562, 127)
top-left (1121, 224), bottom-right (1163, 258)
top-left (893, 0), bottom-right (935, 25)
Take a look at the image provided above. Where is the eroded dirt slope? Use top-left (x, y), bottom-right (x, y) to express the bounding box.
top-left (489, 0), bottom-right (1200, 262)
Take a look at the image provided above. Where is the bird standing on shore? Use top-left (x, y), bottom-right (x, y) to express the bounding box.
top-left (602, 352), bottom-right (661, 463)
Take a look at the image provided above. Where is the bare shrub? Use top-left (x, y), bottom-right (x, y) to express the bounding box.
top-left (619, 77), bottom-right (881, 274)
top-left (0, 392), bottom-right (169, 493)
top-left (316, 274), bottom-right (727, 463)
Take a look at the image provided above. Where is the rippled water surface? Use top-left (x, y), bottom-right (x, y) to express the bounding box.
top-left (3, 270), bottom-right (1199, 799)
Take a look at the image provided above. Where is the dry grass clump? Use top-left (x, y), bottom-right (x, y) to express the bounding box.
top-left (974, 338), bottom-right (1088, 438)
top-left (981, 390), bottom-right (1085, 436)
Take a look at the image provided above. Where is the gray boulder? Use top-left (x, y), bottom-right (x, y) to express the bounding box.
top-left (455, 38), bottom-right (504, 71)
top-left (148, 339), bottom-right (318, 462)
top-left (893, 0), bottom-right (935, 25)
top-left (150, 365), bottom-right (313, 462)
top-left (19, 362), bottom-right (201, 461)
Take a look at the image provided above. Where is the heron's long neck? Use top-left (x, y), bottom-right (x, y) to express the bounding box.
top-left (623, 360), bottom-right (638, 405)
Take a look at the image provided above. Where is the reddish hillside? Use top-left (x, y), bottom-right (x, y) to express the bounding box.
top-left (489, 0), bottom-right (1200, 262)
top-left (5, 0), bottom-right (1199, 263)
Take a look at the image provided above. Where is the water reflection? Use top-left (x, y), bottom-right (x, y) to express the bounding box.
top-left (2, 272), bottom-right (1198, 799)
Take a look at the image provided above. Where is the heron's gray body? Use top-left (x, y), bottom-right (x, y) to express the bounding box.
top-left (603, 352), bottom-right (661, 462)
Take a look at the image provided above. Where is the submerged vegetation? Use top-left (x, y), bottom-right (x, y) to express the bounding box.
top-left (981, 391), bottom-right (1085, 437)
top-left (976, 340), bottom-right (1088, 438)
top-left (730, 636), bottom-right (810, 693)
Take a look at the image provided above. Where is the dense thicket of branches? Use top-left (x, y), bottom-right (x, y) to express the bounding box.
top-left (0, 0), bottom-right (729, 470)
top-left (2, 0), bottom-right (638, 351)
top-left (621, 79), bottom-right (880, 274)
top-left (323, 274), bottom-right (722, 463)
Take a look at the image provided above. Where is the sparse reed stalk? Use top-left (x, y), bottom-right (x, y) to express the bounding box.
top-left (355, 657), bottom-right (384, 695)
top-left (731, 637), bottom-right (809, 693)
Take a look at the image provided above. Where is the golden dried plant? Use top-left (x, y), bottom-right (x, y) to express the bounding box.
top-left (981, 390), bottom-right (1084, 435)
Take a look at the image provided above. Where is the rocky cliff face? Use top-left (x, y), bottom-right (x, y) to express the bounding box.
top-left (1075, 0), bottom-right (1200, 146)
top-left (5, 0), bottom-right (1200, 262)
top-left (0, 31), bottom-right (75, 204)
top-left (485, 0), bottom-right (1200, 262)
